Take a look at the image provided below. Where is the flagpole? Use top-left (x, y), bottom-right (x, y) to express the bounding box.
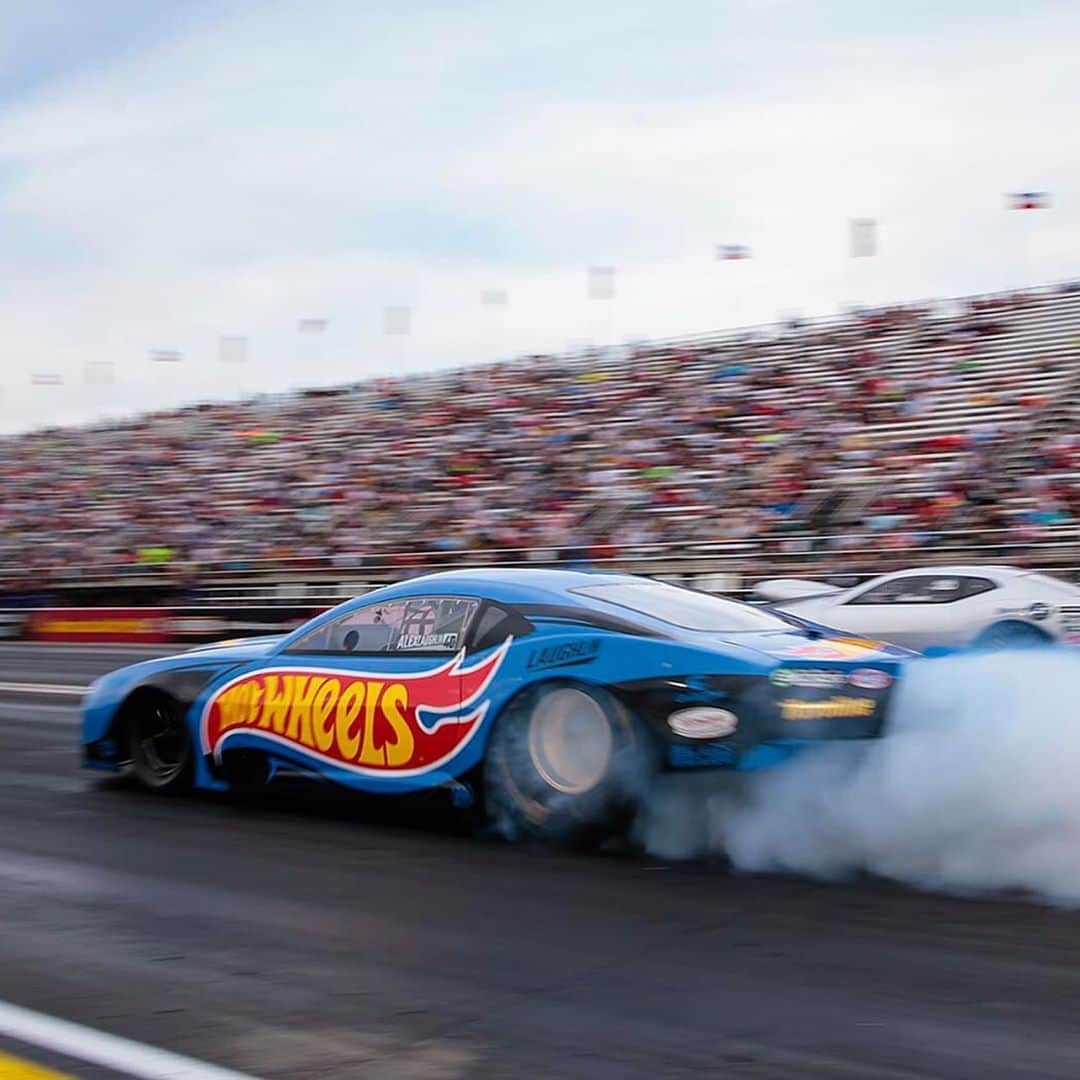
top-left (383, 305), bottom-right (411, 373)
top-left (715, 244), bottom-right (751, 329)
top-left (1006, 192), bottom-right (1051, 289)
top-left (848, 218), bottom-right (878, 311)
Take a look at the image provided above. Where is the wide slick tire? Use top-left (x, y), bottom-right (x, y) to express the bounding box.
top-left (124, 692), bottom-right (194, 794)
top-left (484, 681), bottom-right (656, 845)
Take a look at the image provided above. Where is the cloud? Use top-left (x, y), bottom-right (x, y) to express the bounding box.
top-left (0, 0), bottom-right (1077, 432)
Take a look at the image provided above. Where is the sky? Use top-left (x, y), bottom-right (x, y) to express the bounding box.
top-left (0, 0), bottom-right (1077, 433)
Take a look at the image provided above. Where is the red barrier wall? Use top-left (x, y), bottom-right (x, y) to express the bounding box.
top-left (27, 608), bottom-right (174, 644)
top-left (19, 607), bottom-right (323, 645)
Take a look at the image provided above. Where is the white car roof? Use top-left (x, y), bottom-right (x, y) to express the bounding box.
top-left (870, 565), bottom-right (1025, 583)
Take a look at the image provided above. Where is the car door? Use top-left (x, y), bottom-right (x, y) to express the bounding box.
top-left (201, 595), bottom-right (508, 789)
top-left (828, 575), bottom-right (995, 650)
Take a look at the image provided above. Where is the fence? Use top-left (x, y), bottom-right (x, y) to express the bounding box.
top-left (3, 526), bottom-right (1078, 609)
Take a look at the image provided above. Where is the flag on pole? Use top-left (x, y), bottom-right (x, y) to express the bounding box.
top-left (383, 305), bottom-right (411, 335)
top-left (219, 336), bottom-right (248, 363)
top-left (84, 361), bottom-right (115, 386)
top-left (849, 218), bottom-right (878, 258)
top-left (715, 244), bottom-right (751, 261)
top-left (588, 266), bottom-right (616, 300)
top-left (1007, 191), bottom-right (1051, 210)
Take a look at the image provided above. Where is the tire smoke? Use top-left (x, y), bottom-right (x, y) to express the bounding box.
top-left (637, 650), bottom-right (1080, 905)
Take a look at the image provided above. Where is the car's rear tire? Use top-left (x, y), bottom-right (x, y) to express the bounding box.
top-left (124, 693), bottom-right (194, 793)
top-left (975, 621), bottom-right (1050, 649)
top-left (484, 681), bottom-right (656, 846)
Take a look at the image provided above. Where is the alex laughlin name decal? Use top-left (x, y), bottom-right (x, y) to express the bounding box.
top-left (201, 639), bottom-right (511, 777)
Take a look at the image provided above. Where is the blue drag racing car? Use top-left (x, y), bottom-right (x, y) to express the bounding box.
top-left (82, 569), bottom-right (910, 842)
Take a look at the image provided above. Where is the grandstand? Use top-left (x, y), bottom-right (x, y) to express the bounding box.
top-left (1, 279), bottom-right (1078, 604)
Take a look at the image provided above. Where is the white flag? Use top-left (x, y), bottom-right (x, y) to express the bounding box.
top-left (219, 336), bottom-right (249, 363)
top-left (850, 218), bottom-right (878, 258)
top-left (383, 305), bottom-right (412, 335)
top-left (588, 266), bottom-right (616, 300)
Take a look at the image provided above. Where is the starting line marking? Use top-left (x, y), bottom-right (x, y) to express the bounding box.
top-left (0, 1001), bottom-right (256, 1080)
top-left (0, 685), bottom-right (86, 698)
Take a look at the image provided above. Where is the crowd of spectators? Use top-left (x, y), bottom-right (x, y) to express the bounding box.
top-left (1, 281), bottom-right (1078, 596)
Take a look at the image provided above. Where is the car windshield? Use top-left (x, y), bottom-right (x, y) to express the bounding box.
top-left (571, 580), bottom-right (794, 632)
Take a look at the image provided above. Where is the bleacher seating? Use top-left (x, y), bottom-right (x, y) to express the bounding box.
top-left (1, 280), bottom-right (1077, 595)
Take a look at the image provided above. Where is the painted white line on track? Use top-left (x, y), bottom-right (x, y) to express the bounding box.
top-left (0, 700), bottom-right (80, 715)
top-left (0, 717), bottom-right (80, 738)
top-left (0, 999), bottom-right (258, 1079)
top-left (0, 684), bottom-right (87, 697)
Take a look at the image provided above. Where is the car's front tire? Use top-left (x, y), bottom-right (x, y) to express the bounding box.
top-left (124, 692), bottom-right (194, 793)
top-left (484, 681), bottom-right (656, 845)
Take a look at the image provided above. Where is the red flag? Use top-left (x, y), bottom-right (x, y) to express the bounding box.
top-left (1007, 191), bottom-right (1050, 210)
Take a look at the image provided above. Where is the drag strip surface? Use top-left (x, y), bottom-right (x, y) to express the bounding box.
top-left (2, 648), bottom-right (1080, 1077)
top-left (0, 643), bottom-right (164, 687)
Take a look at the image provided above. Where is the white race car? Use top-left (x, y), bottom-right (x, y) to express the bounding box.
top-left (754, 565), bottom-right (1080, 652)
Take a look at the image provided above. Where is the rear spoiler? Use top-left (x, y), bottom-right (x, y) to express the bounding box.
top-left (752, 578), bottom-right (844, 604)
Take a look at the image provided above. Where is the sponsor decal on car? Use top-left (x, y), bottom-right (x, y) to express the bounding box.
top-left (667, 707), bottom-right (739, 739)
top-left (779, 695), bottom-right (877, 721)
top-left (525, 638), bottom-right (601, 671)
top-left (770, 668), bottom-right (847, 690)
top-left (397, 631), bottom-right (460, 650)
top-left (201, 639), bottom-right (511, 777)
top-left (847, 667), bottom-right (893, 690)
top-left (781, 638), bottom-right (885, 661)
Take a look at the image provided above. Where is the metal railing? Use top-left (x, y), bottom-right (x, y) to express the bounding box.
top-left (4, 527), bottom-right (1078, 604)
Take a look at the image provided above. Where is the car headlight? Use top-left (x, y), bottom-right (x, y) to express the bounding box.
top-left (667, 707), bottom-right (739, 739)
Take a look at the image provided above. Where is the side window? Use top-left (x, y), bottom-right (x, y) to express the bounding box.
top-left (286, 597), bottom-right (479, 654)
top-left (845, 578), bottom-right (922, 605)
top-left (846, 576), bottom-right (996, 606)
top-left (468, 603), bottom-right (534, 652)
top-left (947, 576), bottom-right (996, 601)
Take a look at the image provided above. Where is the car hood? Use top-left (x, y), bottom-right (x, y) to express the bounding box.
top-left (696, 627), bottom-right (913, 664)
top-left (183, 634), bottom-right (287, 659)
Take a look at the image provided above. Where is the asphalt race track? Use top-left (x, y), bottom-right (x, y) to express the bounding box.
top-left (3, 644), bottom-right (1080, 1078)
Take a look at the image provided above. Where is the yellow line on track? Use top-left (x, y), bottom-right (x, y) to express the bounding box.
top-left (0, 1051), bottom-right (72, 1079)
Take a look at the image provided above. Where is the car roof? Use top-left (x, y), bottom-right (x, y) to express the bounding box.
top-left (872, 565), bottom-right (1024, 582)
top-left (341, 567), bottom-right (644, 608)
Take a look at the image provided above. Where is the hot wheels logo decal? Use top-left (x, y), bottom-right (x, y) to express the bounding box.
top-left (202, 639), bottom-right (511, 777)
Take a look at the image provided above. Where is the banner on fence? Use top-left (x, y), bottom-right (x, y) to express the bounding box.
top-left (19, 607), bottom-right (324, 645)
top-left (26, 608), bottom-right (173, 644)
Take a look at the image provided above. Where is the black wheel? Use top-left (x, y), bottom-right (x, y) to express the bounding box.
top-left (975, 621), bottom-right (1050, 650)
top-left (125, 694), bottom-right (194, 793)
top-left (484, 681), bottom-right (656, 845)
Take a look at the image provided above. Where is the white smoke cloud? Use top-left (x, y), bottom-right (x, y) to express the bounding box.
top-left (639, 650), bottom-right (1080, 906)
